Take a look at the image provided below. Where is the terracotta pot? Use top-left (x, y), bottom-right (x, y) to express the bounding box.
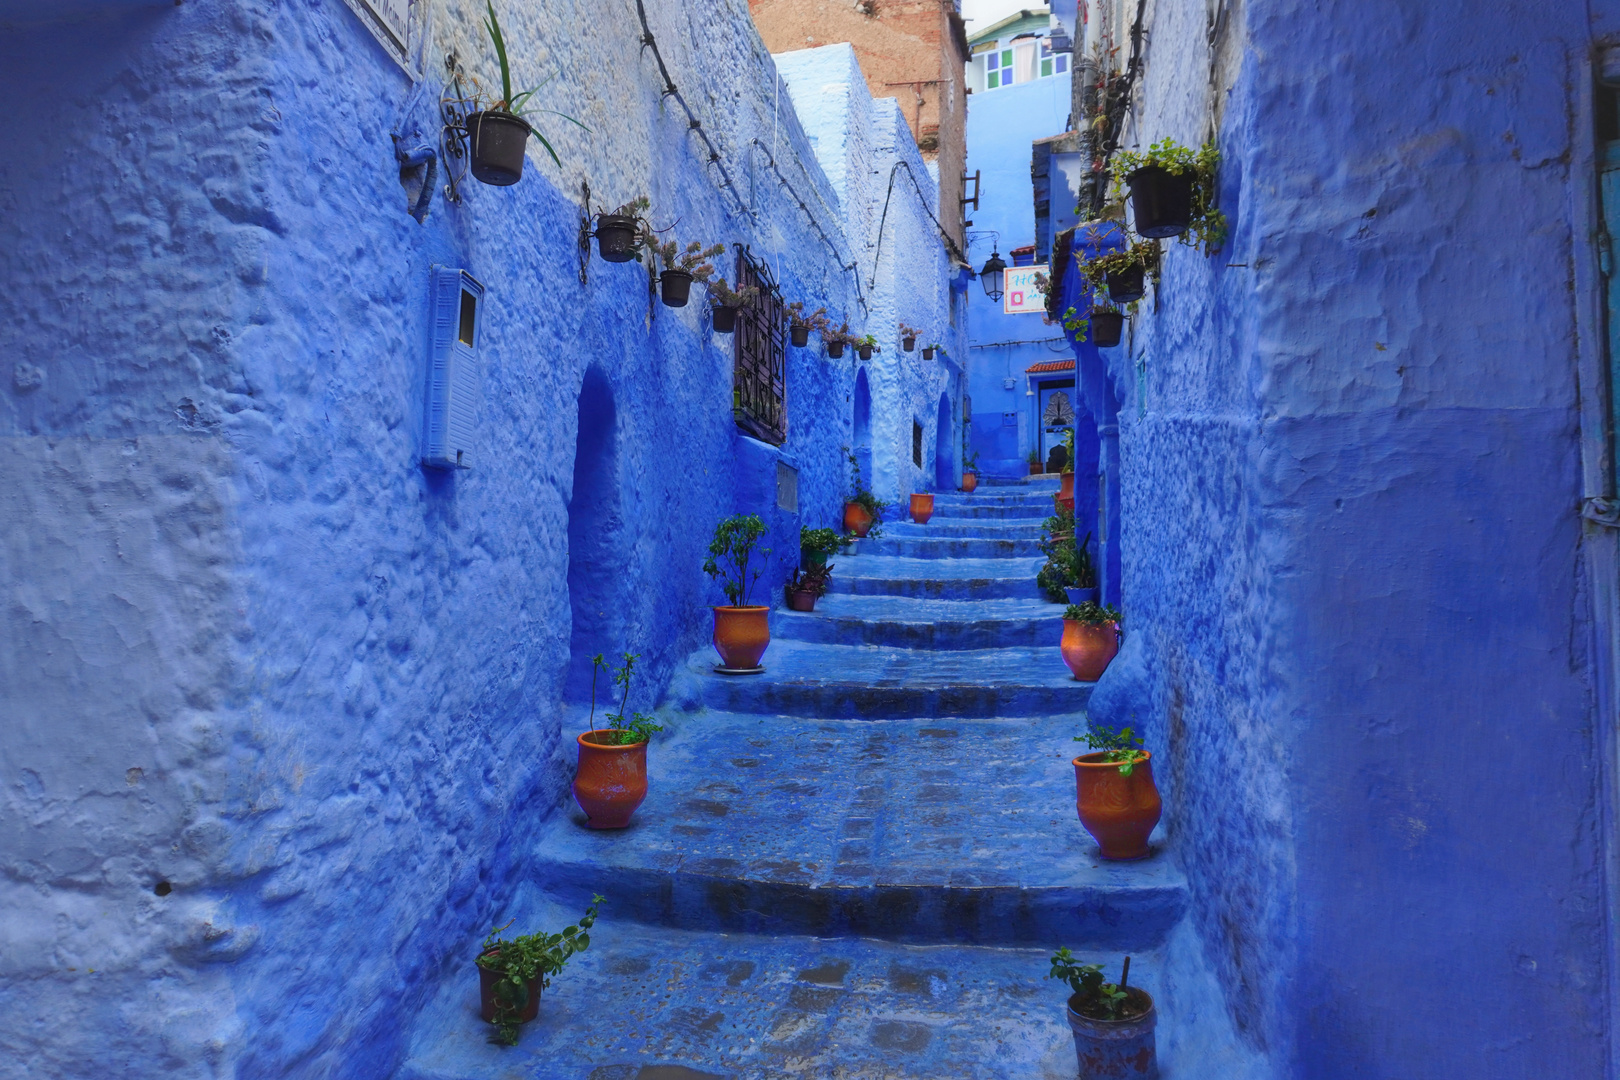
top-left (1067, 988), bottom-right (1158, 1077)
top-left (1060, 471), bottom-right (1075, 499)
top-left (1056, 495), bottom-right (1075, 513)
top-left (478, 952), bottom-right (541, 1023)
top-left (1030, 463), bottom-right (1044, 475)
top-left (713, 605), bottom-right (770, 668)
top-left (1074, 751), bottom-right (1161, 860)
top-left (962, 471), bottom-right (977, 493)
top-left (573, 731), bottom-right (648, 829)
top-left (785, 588), bottom-right (817, 612)
top-left (843, 501), bottom-right (875, 537)
top-left (909, 493), bottom-right (934, 524)
top-left (1061, 619), bottom-right (1119, 681)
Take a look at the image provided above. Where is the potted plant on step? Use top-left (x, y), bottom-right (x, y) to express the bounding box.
top-left (652, 239), bottom-right (725, 307)
top-left (909, 492), bottom-right (935, 524)
top-left (962, 447), bottom-right (980, 493)
top-left (1028, 448), bottom-right (1043, 476)
top-left (704, 514), bottom-right (771, 672)
top-left (593, 196), bottom-right (648, 263)
top-left (573, 652), bottom-right (664, 829)
top-left (788, 302), bottom-right (828, 348)
top-left (800, 526), bottom-right (842, 569)
top-left (899, 323), bottom-right (921, 351)
top-left (842, 446), bottom-right (889, 538)
top-left (707, 277), bottom-right (757, 333)
top-left (1111, 138), bottom-right (1226, 251)
top-left (1048, 949), bottom-right (1157, 1077)
top-left (1063, 532), bottom-right (1100, 606)
top-left (463, 2), bottom-right (587, 186)
top-left (476, 895), bottom-right (602, 1045)
top-left (857, 333), bottom-right (881, 362)
top-left (1058, 428), bottom-right (1076, 502)
top-left (1073, 723), bottom-right (1161, 861)
top-left (784, 562), bottom-right (833, 612)
top-left (1060, 601), bottom-right (1121, 681)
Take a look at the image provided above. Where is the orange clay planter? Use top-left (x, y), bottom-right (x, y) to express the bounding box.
top-left (843, 501), bottom-right (875, 537)
top-left (572, 731), bottom-right (648, 829)
top-left (713, 605), bottom-right (770, 669)
top-left (1061, 619), bottom-right (1119, 681)
top-left (910, 493), bottom-right (934, 523)
top-left (1059, 471), bottom-right (1075, 499)
top-left (962, 471), bottom-right (977, 493)
top-left (1074, 751), bottom-right (1162, 860)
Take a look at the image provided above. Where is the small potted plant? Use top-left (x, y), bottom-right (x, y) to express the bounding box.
top-left (707, 278), bottom-right (757, 334)
top-left (909, 491), bottom-right (935, 524)
top-left (1028, 448), bottom-right (1044, 476)
top-left (573, 652), bottom-right (664, 829)
top-left (1072, 723), bottom-right (1161, 860)
top-left (1111, 137), bottom-right (1226, 250)
top-left (822, 320), bottom-right (852, 359)
top-left (842, 447), bottom-right (889, 538)
top-left (788, 302), bottom-right (828, 348)
top-left (1090, 298), bottom-right (1126, 348)
top-left (703, 514), bottom-right (771, 671)
top-left (1058, 428), bottom-right (1076, 501)
top-left (783, 562), bottom-right (833, 612)
top-left (464, 2), bottom-right (586, 186)
top-left (594, 196), bottom-right (648, 263)
top-left (652, 239), bottom-right (725, 308)
top-left (899, 323), bottom-right (921, 351)
top-left (856, 334), bottom-right (881, 362)
top-left (476, 895), bottom-right (602, 1045)
top-left (1080, 241), bottom-right (1155, 305)
top-left (923, 342), bottom-right (940, 361)
top-left (1048, 949), bottom-right (1157, 1076)
top-left (1061, 600), bottom-right (1121, 681)
top-left (800, 525), bottom-right (842, 569)
top-left (962, 447), bottom-right (979, 493)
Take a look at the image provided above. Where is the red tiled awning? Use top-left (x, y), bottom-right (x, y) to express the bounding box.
top-left (1025, 359), bottom-right (1076, 374)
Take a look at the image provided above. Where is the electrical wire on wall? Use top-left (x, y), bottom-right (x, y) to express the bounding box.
top-left (750, 139), bottom-right (867, 314)
top-left (869, 159), bottom-right (969, 291)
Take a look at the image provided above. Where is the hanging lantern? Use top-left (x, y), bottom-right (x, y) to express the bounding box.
top-left (980, 250), bottom-right (1006, 302)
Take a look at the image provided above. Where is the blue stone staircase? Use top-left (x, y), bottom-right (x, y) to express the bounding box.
top-left (401, 483), bottom-right (1259, 1079)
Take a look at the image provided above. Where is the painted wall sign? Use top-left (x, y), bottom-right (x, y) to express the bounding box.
top-left (1002, 264), bottom-right (1048, 314)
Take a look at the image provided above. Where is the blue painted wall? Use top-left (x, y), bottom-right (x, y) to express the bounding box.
top-left (0, 1), bottom-right (955, 1076)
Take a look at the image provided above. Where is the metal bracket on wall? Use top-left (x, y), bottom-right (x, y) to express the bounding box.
top-left (1585, 497), bottom-right (1620, 528)
top-left (577, 180), bottom-right (593, 286)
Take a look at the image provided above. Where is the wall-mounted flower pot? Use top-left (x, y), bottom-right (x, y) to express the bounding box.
top-left (962, 471), bottom-right (977, 493)
top-left (1073, 749), bottom-right (1161, 860)
top-left (843, 501), bottom-right (874, 537)
top-left (923, 346), bottom-right (936, 360)
top-left (660, 269), bottom-right (693, 307)
top-left (465, 111), bottom-right (532, 186)
top-left (1067, 987), bottom-right (1158, 1078)
top-left (1061, 619), bottom-right (1118, 681)
top-left (910, 493), bottom-right (934, 523)
top-left (828, 341), bottom-right (845, 359)
top-left (791, 325), bottom-right (810, 347)
top-left (1127, 165), bottom-right (1193, 239)
top-left (595, 214), bottom-right (640, 262)
top-left (1064, 585), bottom-right (1100, 606)
top-left (573, 732), bottom-right (648, 829)
top-left (784, 587), bottom-right (817, 612)
top-left (712, 305), bottom-right (739, 333)
top-left (1092, 312), bottom-right (1125, 348)
top-left (903, 336), bottom-right (916, 351)
top-left (1105, 263), bottom-right (1145, 304)
top-left (478, 952), bottom-right (540, 1024)
top-left (1059, 471), bottom-right (1075, 500)
top-left (858, 344), bottom-right (873, 361)
top-left (713, 605), bottom-right (770, 670)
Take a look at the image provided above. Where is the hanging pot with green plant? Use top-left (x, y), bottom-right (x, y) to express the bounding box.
top-left (923, 343), bottom-right (938, 360)
top-left (708, 278), bottom-right (757, 334)
top-left (857, 334), bottom-right (880, 362)
top-left (573, 652), bottom-right (664, 829)
top-left (476, 896), bottom-right (602, 1045)
top-left (1048, 950), bottom-right (1158, 1078)
top-left (704, 514), bottom-right (771, 672)
top-left (1091, 300), bottom-right (1125, 348)
top-left (1112, 139), bottom-right (1226, 250)
top-left (465, 2), bottom-right (585, 186)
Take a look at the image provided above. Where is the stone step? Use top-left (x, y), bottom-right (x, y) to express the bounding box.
top-left (861, 535), bottom-right (1044, 559)
top-left (827, 555), bottom-right (1045, 600)
top-left (933, 490), bottom-right (1056, 505)
top-left (688, 640), bottom-right (1096, 718)
top-left (930, 502), bottom-right (1052, 520)
top-left (776, 595), bottom-right (1065, 650)
top-left (529, 712), bottom-right (1184, 948)
top-left (883, 519), bottom-right (1045, 539)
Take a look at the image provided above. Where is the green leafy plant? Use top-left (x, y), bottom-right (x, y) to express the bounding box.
top-left (1110, 138), bottom-right (1227, 253)
top-left (477, 896), bottom-right (603, 1045)
top-left (1028, 448), bottom-right (1042, 467)
top-left (1048, 949), bottom-right (1137, 1021)
top-left (963, 446), bottom-right (981, 472)
top-left (1073, 722), bottom-right (1145, 776)
top-left (588, 652), bottom-right (663, 745)
top-left (1060, 305), bottom-right (1090, 342)
top-left (800, 526), bottom-right (843, 557)
top-left (857, 333), bottom-right (882, 354)
top-left (478, 1), bottom-right (588, 166)
top-left (843, 446), bottom-right (891, 539)
top-left (1078, 241), bottom-right (1157, 290)
top-left (703, 514), bottom-right (769, 606)
top-left (1064, 600), bottom-right (1122, 626)
top-left (785, 562), bottom-right (834, 598)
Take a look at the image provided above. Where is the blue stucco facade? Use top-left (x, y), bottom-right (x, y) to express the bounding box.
top-left (0, 2), bottom-right (957, 1076)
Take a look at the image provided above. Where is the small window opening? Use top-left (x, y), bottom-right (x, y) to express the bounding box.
top-left (776, 461), bottom-right (799, 512)
top-left (457, 290), bottom-right (477, 347)
top-left (913, 420), bottom-right (924, 467)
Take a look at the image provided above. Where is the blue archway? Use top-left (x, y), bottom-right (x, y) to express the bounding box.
top-left (934, 393), bottom-right (953, 490)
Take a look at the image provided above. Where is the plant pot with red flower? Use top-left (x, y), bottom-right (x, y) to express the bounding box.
top-left (1048, 950), bottom-right (1158, 1078)
top-left (476, 896), bottom-right (602, 1045)
top-left (704, 513), bottom-right (772, 672)
top-left (1072, 722), bottom-right (1161, 860)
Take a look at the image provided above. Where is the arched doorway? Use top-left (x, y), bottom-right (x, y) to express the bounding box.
top-left (933, 393), bottom-right (953, 490)
top-left (852, 366), bottom-right (873, 490)
top-left (565, 367), bottom-right (624, 700)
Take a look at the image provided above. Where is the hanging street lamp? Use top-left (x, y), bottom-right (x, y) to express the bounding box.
top-left (979, 250), bottom-right (1006, 302)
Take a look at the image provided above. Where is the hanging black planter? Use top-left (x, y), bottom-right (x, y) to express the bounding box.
top-left (712, 305), bottom-right (739, 333)
top-left (902, 336), bottom-right (916, 351)
top-left (660, 269), bottom-right (693, 307)
top-left (465, 112), bottom-right (532, 186)
top-left (1092, 312), bottom-right (1125, 348)
top-left (1105, 263), bottom-right (1145, 304)
top-left (1127, 166), bottom-right (1194, 239)
top-left (923, 346), bottom-right (935, 360)
top-left (858, 344), bottom-right (873, 361)
top-left (828, 341), bottom-right (845, 359)
top-left (791, 325), bottom-right (810, 347)
top-left (595, 214), bottom-right (640, 263)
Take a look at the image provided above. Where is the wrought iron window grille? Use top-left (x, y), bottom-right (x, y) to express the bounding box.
top-left (732, 246), bottom-right (788, 446)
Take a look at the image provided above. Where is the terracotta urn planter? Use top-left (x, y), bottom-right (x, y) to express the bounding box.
top-left (962, 471), bottom-right (977, 493)
top-left (1067, 988), bottom-right (1158, 1078)
top-left (1073, 751), bottom-right (1162, 860)
top-left (1061, 619), bottom-right (1118, 681)
top-left (572, 731), bottom-right (648, 829)
top-left (1030, 462), bottom-right (1044, 476)
top-left (1055, 494), bottom-right (1075, 513)
top-left (785, 588), bottom-right (817, 612)
top-left (478, 952), bottom-right (541, 1023)
top-left (712, 605), bottom-right (770, 669)
top-left (909, 493), bottom-right (934, 524)
top-left (1059, 471), bottom-right (1075, 499)
top-left (843, 501), bottom-right (875, 537)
